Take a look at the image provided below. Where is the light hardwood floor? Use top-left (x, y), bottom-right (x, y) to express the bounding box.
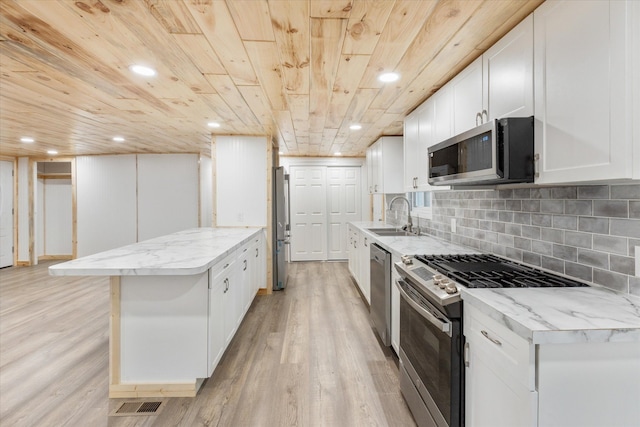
top-left (0, 261), bottom-right (416, 427)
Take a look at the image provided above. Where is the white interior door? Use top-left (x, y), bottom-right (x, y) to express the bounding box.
top-left (290, 166), bottom-right (327, 261)
top-left (327, 167), bottom-right (361, 260)
top-left (0, 161), bottom-right (14, 268)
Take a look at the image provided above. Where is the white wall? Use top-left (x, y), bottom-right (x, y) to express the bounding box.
top-left (200, 156), bottom-right (213, 227)
top-left (76, 155), bottom-right (138, 257)
top-left (17, 158), bottom-right (30, 263)
top-left (216, 136), bottom-right (267, 227)
top-left (137, 154), bottom-right (199, 241)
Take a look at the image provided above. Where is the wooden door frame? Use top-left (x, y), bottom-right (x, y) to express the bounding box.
top-left (0, 156), bottom-right (18, 267)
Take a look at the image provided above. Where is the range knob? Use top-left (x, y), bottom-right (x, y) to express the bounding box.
top-left (438, 278), bottom-right (451, 290)
top-left (433, 275), bottom-right (444, 287)
top-left (445, 283), bottom-right (458, 294)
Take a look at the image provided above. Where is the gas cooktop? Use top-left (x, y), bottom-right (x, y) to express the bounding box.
top-left (415, 254), bottom-right (589, 289)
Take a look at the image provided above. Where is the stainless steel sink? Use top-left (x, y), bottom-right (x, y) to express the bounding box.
top-left (366, 228), bottom-right (419, 237)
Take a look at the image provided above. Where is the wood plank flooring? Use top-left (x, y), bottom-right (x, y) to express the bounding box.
top-left (0, 261), bottom-right (416, 427)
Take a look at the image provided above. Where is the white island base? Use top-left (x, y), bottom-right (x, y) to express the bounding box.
top-left (50, 228), bottom-right (266, 398)
top-left (109, 273), bottom-right (210, 398)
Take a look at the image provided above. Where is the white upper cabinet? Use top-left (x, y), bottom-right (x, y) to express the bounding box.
top-left (403, 106), bottom-right (421, 192)
top-left (534, 0), bottom-right (639, 184)
top-left (450, 14), bottom-right (534, 136)
top-left (483, 14), bottom-right (534, 121)
top-left (404, 90), bottom-right (451, 192)
top-left (366, 136), bottom-right (403, 194)
top-left (451, 57), bottom-right (484, 135)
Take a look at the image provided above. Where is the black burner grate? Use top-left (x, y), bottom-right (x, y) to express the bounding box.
top-left (415, 254), bottom-right (588, 289)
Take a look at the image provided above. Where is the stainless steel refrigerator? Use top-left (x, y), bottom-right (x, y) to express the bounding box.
top-left (272, 166), bottom-right (290, 290)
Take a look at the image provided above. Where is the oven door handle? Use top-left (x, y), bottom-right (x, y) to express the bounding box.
top-left (396, 280), bottom-right (452, 337)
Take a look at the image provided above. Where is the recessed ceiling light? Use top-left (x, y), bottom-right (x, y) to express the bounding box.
top-left (378, 72), bottom-right (400, 83)
top-left (20, 137), bottom-right (35, 143)
top-left (112, 136), bottom-right (125, 142)
top-left (349, 124), bottom-right (362, 131)
top-left (47, 150), bottom-right (58, 155)
top-left (207, 122), bottom-right (221, 128)
top-left (129, 65), bottom-right (157, 77)
top-left (278, 151), bottom-right (284, 155)
top-left (334, 152), bottom-right (342, 156)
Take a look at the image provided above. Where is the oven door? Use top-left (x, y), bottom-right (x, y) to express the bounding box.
top-left (397, 279), bottom-right (462, 427)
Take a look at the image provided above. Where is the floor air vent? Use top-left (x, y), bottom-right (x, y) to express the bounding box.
top-left (110, 401), bottom-right (164, 416)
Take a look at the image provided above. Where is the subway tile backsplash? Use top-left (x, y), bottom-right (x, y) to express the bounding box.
top-left (392, 184), bottom-right (640, 296)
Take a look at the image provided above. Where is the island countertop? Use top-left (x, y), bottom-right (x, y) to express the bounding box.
top-left (49, 227), bottom-right (262, 276)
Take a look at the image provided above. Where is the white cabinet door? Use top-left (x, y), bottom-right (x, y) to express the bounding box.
top-left (534, 0), bottom-right (634, 183)
top-left (252, 232), bottom-right (265, 292)
top-left (451, 57), bottom-right (484, 135)
top-left (238, 245), bottom-right (252, 316)
top-left (220, 261), bottom-right (237, 346)
top-left (403, 109), bottom-right (420, 192)
top-left (483, 14), bottom-right (534, 121)
top-left (431, 84), bottom-right (454, 146)
top-left (366, 146), bottom-right (374, 194)
top-left (465, 304), bottom-right (538, 427)
top-left (208, 270), bottom-right (226, 376)
top-left (465, 347), bottom-right (537, 427)
top-left (379, 137), bottom-right (404, 194)
top-left (358, 232), bottom-right (371, 304)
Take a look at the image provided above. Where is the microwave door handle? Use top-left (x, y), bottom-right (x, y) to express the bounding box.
top-left (396, 280), bottom-right (452, 337)
top-left (475, 112), bottom-right (482, 127)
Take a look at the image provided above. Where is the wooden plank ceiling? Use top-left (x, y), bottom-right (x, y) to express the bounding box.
top-left (0, 0), bottom-right (543, 158)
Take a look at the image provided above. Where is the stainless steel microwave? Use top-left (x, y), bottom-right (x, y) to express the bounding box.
top-left (428, 117), bottom-right (534, 186)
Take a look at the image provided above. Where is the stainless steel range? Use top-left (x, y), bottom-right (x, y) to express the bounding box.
top-left (394, 253), bottom-right (588, 427)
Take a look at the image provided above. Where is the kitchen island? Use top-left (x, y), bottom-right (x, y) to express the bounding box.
top-left (49, 227), bottom-right (266, 398)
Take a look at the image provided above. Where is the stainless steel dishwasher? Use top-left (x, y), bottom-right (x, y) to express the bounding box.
top-left (370, 243), bottom-right (391, 346)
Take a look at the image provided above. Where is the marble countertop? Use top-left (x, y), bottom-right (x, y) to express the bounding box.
top-left (49, 227), bottom-right (262, 276)
top-left (461, 287), bottom-right (640, 344)
top-left (349, 221), bottom-right (476, 258)
top-left (349, 221), bottom-right (640, 344)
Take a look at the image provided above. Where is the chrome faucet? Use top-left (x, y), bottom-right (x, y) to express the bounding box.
top-left (389, 196), bottom-right (413, 233)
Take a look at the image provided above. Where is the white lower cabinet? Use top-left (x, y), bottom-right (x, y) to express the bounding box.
top-left (347, 226), bottom-right (372, 304)
top-left (465, 305), bottom-right (537, 427)
top-left (358, 233), bottom-right (371, 304)
top-left (465, 303), bottom-right (640, 426)
top-left (207, 268), bottom-right (227, 376)
top-left (207, 232), bottom-right (266, 377)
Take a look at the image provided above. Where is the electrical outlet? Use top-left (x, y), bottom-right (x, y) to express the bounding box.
top-left (451, 218), bottom-right (457, 233)
top-left (635, 247), bottom-right (639, 277)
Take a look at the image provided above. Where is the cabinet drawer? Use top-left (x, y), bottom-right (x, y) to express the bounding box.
top-left (465, 304), bottom-right (534, 390)
top-left (210, 251), bottom-right (237, 282)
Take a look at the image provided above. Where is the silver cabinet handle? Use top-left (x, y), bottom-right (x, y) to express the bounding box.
top-left (481, 330), bottom-right (502, 346)
top-left (255, 248), bottom-right (259, 258)
top-left (476, 112), bottom-right (482, 126)
top-left (464, 342), bottom-right (470, 367)
top-left (243, 259), bottom-right (247, 271)
top-left (224, 278), bottom-right (229, 293)
top-left (534, 153), bottom-right (540, 178)
top-left (374, 184), bottom-right (378, 192)
top-left (224, 263), bottom-right (229, 269)
top-left (364, 238), bottom-right (368, 247)
top-left (482, 109), bottom-right (488, 123)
